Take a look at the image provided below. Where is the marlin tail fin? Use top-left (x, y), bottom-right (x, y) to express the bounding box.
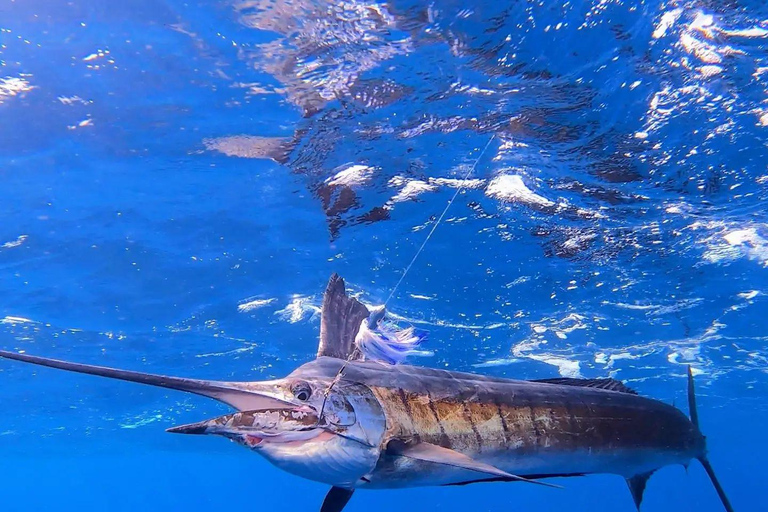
top-left (687, 366), bottom-right (735, 512)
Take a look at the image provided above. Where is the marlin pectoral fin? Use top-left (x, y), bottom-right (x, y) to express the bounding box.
top-left (0, 350), bottom-right (292, 411)
top-left (387, 440), bottom-right (562, 489)
top-left (320, 487), bottom-right (354, 512)
top-left (626, 471), bottom-right (654, 510)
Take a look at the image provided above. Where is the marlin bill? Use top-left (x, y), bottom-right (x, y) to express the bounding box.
top-left (0, 274), bottom-right (734, 512)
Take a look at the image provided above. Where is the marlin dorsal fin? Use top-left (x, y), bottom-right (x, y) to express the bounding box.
top-left (317, 274), bottom-right (369, 360)
top-left (387, 440), bottom-right (561, 489)
top-left (532, 377), bottom-right (637, 395)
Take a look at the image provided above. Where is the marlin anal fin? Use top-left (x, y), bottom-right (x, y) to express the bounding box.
top-left (626, 471), bottom-right (654, 510)
top-left (387, 440), bottom-right (562, 489)
top-left (317, 273), bottom-right (369, 360)
top-left (320, 487), bottom-right (354, 512)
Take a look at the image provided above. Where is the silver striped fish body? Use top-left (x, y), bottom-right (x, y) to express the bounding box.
top-left (0, 274), bottom-right (734, 512)
top-left (292, 358), bottom-right (704, 489)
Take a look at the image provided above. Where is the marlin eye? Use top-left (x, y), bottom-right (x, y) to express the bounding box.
top-left (292, 381), bottom-right (312, 401)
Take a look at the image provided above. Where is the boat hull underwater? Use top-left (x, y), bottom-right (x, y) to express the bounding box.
top-left (0, 274), bottom-right (734, 512)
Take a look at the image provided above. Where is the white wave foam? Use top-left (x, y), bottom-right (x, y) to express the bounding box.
top-left (431, 177), bottom-right (485, 189)
top-left (485, 174), bottom-right (554, 208)
top-left (389, 179), bottom-right (437, 202)
top-left (1, 235), bottom-right (27, 249)
top-left (594, 351), bottom-right (641, 368)
top-left (327, 164), bottom-right (375, 187)
top-left (701, 225), bottom-right (768, 266)
top-left (652, 8), bottom-right (683, 39)
top-left (196, 344), bottom-right (258, 358)
top-left (57, 95), bottom-right (90, 105)
top-left (473, 357), bottom-right (522, 368)
top-left (680, 32), bottom-right (722, 64)
top-left (0, 316), bottom-right (35, 325)
top-left (386, 310), bottom-right (505, 331)
top-left (0, 76), bottom-right (35, 104)
top-left (275, 295), bottom-right (321, 323)
top-left (504, 276), bottom-right (531, 287)
top-left (717, 26), bottom-right (768, 38)
top-left (515, 347), bottom-right (582, 377)
top-left (120, 413), bottom-right (163, 429)
top-left (511, 334), bottom-right (583, 378)
top-left (605, 298), bottom-right (703, 316)
top-left (237, 297), bottom-right (276, 313)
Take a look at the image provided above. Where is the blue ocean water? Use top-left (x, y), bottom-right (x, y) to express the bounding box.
top-left (0, 0), bottom-right (765, 510)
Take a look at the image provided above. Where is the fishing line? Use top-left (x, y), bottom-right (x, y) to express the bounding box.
top-left (318, 135), bottom-right (496, 420)
top-left (384, 134), bottom-right (495, 306)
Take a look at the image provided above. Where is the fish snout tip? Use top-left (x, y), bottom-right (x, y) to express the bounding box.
top-left (166, 421), bottom-right (210, 435)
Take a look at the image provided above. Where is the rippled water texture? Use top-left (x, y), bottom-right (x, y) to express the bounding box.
top-left (0, 1), bottom-right (766, 511)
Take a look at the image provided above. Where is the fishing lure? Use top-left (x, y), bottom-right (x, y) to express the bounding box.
top-left (354, 305), bottom-right (429, 365)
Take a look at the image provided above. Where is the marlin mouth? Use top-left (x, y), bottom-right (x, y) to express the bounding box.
top-left (166, 406), bottom-right (326, 446)
top-left (166, 422), bottom-right (268, 448)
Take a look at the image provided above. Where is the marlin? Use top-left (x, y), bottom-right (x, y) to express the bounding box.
top-left (0, 274), bottom-right (734, 512)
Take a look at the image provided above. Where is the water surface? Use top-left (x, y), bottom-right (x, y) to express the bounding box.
top-left (1, 1), bottom-right (766, 510)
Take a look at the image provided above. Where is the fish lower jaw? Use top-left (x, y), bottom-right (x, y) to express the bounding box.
top-left (244, 435), bottom-right (263, 448)
top-left (239, 429), bottom-right (326, 449)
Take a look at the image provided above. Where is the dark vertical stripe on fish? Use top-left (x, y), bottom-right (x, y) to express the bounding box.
top-left (462, 402), bottom-right (483, 451)
top-left (495, 401), bottom-right (510, 447)
top-left (426, 391), bottom-right (452, 448)
top-left (397, 387), bottom-right (421, 443)
top-left (528, 400), bottom-right (541, 447)
top-left (564, 400), bottom-right (578, 449)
